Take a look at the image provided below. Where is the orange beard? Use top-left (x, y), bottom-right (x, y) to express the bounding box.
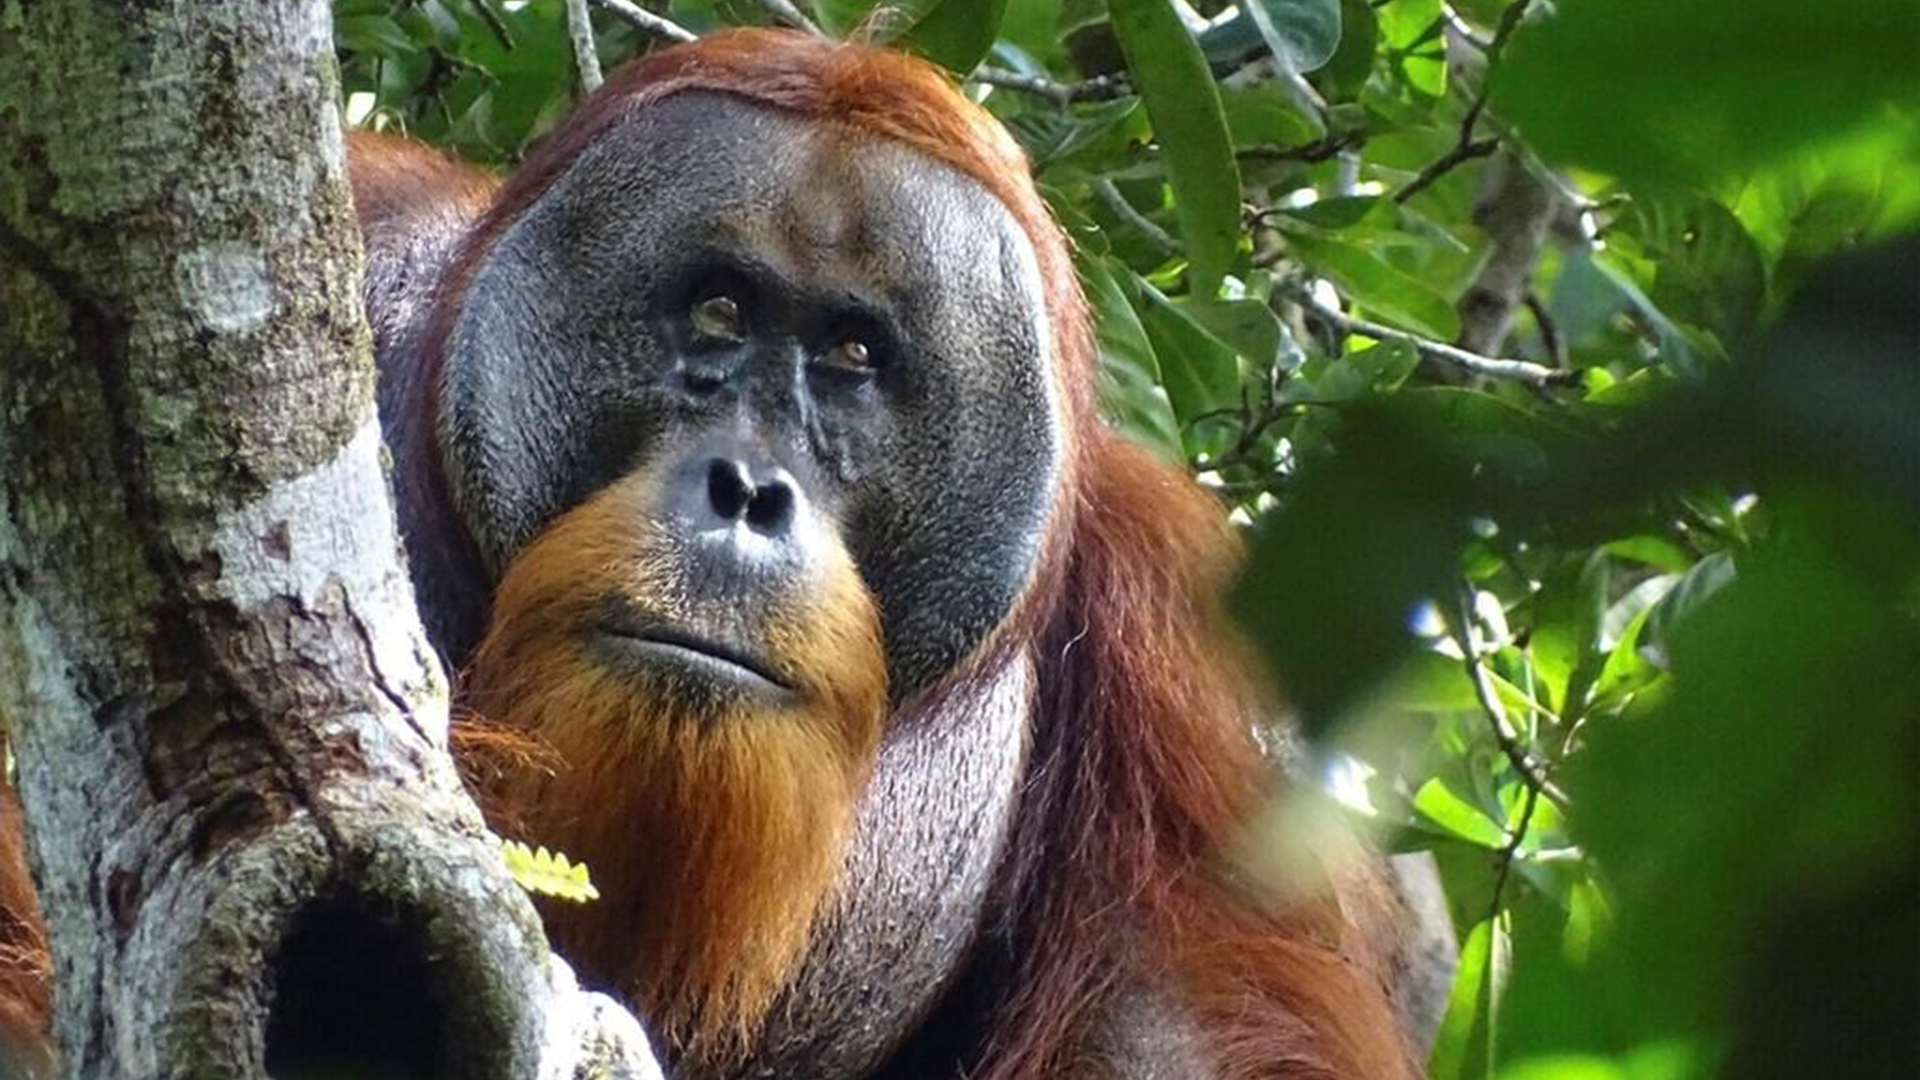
top-left (456, 473), bottom-right (887, 1067)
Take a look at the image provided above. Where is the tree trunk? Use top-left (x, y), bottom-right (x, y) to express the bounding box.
top-left (0, 4), bottom-right (657, 1077)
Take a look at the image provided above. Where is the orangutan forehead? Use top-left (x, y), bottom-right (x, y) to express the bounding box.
top-left (558, 89), bottom-right (1047, 315)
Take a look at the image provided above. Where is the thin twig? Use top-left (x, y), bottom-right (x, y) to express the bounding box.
top-left (969, 66), bottom-right (1130, 105)
top-left (591, 0), bottom-right (696, 43)
top-left (1393, 0), bottom-right (1536, 203)
top-left (748, 0), bottom-right (821, 34)
top-left (1238, 131), bottom-right (1362, 165)
top-left (1094, 180), bottom-right (1179, 257)
top-left (1461, 0), bottom-right (1536, 138)
top-left (1486, 781), bottom-right (1541, 922)
top-left (1394, 136), bottom-right (1498, 203)
top-left (565, 0), bottom-right (604, 94)
top-left (1446, 584), bottom-right (1573, 814)
top-left (1281, 284), bottom-right (1574, 387)
top-left (1168, 0), bottom-right (1214, 34)
top-left (1441, 2), bottom-right (1493, 51)
top-left (1192, 365), bottom-right (1304, 477)
top-left (1524, 292), bottom-right (1567, 368)
top-left (470, 0), bottom-right (515, 50)
top-left (1208, 476), bottom-right (1291, 501)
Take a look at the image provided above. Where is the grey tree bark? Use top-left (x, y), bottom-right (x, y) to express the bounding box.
top-left (0, 3), bottom-right (658, 1077)
top-left (1456, 151), bottom-right (1562, 359)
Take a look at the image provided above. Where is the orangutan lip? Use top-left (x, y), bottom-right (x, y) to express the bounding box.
top-left (597, 621), bottom-right (792, 692)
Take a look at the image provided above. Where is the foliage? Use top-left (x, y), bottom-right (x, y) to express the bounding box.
top-left (336, 2), bottom-right (1918, 1077)
top-left (502, 838), bottom-right (602, 904)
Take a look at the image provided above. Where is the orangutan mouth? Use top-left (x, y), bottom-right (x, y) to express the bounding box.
top-left (595, 612), bottom-right (793, 696)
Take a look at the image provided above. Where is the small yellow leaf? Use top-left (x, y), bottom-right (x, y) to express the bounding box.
top-left (500, 837), bottom-right (601, 903)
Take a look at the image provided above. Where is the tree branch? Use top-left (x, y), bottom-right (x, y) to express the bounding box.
top-left (969, 66), bottom-right (1131, 105)
top-left (1281, 284), bottom-right (1575, 388)
top-left (1393, 136), bottom-right (1498, 204)
top-left (1239, 131), bottom-right (1363, 165)
top-left (1393, 0), bottom-right (1537, 204)
top-left (565, 0), bottom-right (604, 94)
top-left (1455, 151), bottom-right (1563, 356)
top-left (1445, 585), bottom-right (1573, 814)
top-left (591, 0), bottom-right (696, 44)
top-left (471, 0), bottom-right (516, 51)
top-left (1525, 292), bottom-right (1568, 367)
top-left (1486, 782), bottom-right (1541, 922)
top-left (749, 0), bottom-right (821, 34)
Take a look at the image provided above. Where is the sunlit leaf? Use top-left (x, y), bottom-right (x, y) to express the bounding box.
top-left (1430, 914), bottom-right (1511, 1080)
top-left (1107, 0), bottom-right (1244, 295)
top-left (1378, 0), bottom-right (1446, 98)
top-left (1414, 777), bottom-right (1508, 848)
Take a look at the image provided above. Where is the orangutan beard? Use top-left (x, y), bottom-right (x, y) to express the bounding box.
top-left (454, 476), bottom-right (886, 1068)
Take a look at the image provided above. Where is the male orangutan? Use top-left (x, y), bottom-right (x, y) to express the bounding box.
top-left (0, 28), bottom-right (1436, 1080)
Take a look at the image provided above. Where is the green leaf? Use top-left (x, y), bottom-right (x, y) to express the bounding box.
top-left (1004, 97), bottom-right (1141, 169)
top-left (1219, 84), bottom-right (1321, 151)
top-left (1083, 257), bottom-right (1184, 461)
top-left (1640, 551), bottom-right (1737, 663)
top-left (1588, 602), bottom-right (1658, 710)
top-left (1619, 193), bottom-right (1769, 346)
top-left (1602, 536), bottom-right (1695, 574)
top-left (1347, 339), bottom-right (1419, 391)
top-left (898, 0), bottom-right (1013, 72)
top-left (1732, 118), bottom-right (1920, 295)
top-left (1378, 0), bottom-right (1446, 99)
top-left (1386, 649), bottom-right (1481, 713)
top-left (1546, 244), bottom-right (1630, 351)
top-left (336, 14), bottom-right (422, 60)
top-left (1185, 298), bottom-right (1294, 372)
top-left (813, 0), bottom-right (884, 36)
top-left (1496, 0), bottom-right (1920, 186)
top-left (1242, 0), bottom-right (1343, 76)
top-left (1529, 552), bottom-right (1608, 717)
top-left (1276, 194), bottom-right (1385, 231)
top-left (1000, 0), bottom-right (1068, 57)
top-left (1298, 340), bottom-right (1418, 403)
top-left (1430, 914), bottom-right (1511, 1080)
top-left (1130, 275), bottom-right (1246, 422)
top-left (814, 0), bottom-right (1009, 70)
top-left (1588, 255), bottom-right (1709, 377)
top-left (1414, 778), bottom-right (1508, 848)
top-left (1107, 0), bottom-right (1245, 296)
top-left (1567, 493), bottom-right (1920, 1069)
top-left (1285, 232), bottom-right (1463, 340)
top-left (1314, 0), bottom-right (1378, 101)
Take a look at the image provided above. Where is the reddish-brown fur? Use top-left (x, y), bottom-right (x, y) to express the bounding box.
top-left (459, 469), bottom-right (887, 1066)
top-left (347, 129), bottom-right (500, 240)
top-left (0, 29), bottom-right (1420, 1080)
top-left (0, 782), bottom-right (49, 1076)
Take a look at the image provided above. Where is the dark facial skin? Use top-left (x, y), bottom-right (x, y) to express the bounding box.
top-left (441, 91), bottom-right (1063, 696)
